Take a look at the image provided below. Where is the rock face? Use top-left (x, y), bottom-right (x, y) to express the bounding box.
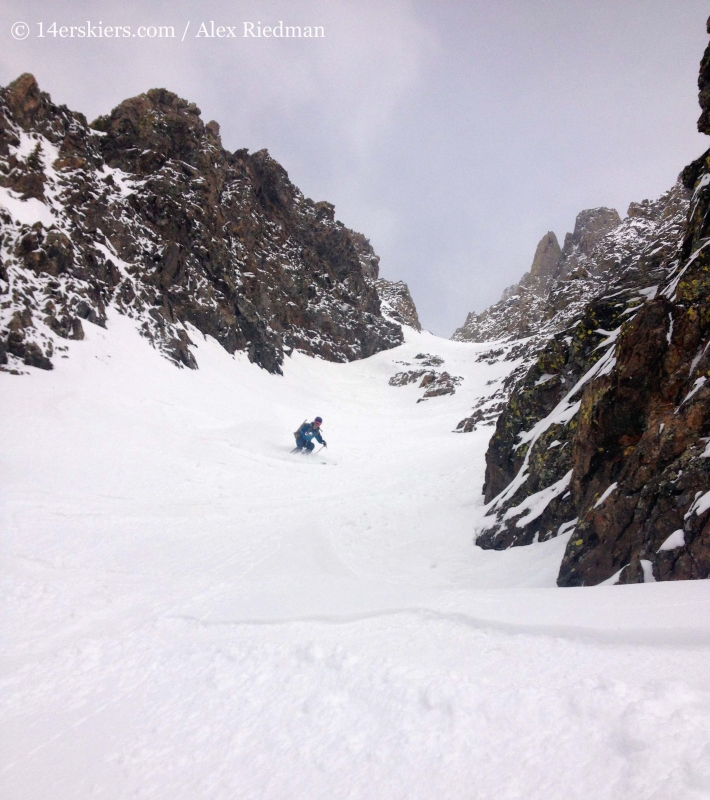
top-left (0, 75), bottom-right (406, 374)
top-left (375, 278), bottom-right (421, 331)
top-left (454, 206), bottom-right (627, 344)
top-left (388, 353), bottom-right (461, 402)
top-left (698, 15), bottom-right (710, 135)
top-left (453, 184), bottom-right (688, 447)
top-left (560, 208), bottom-right (623, 276)
top-left (470, 18), bottom-right (710, 585)
top-left (524, 232), bottom-right (563, 296)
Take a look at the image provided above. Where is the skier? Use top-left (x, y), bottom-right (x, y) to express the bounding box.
top-left (293, 416), bottom-right (327, 454)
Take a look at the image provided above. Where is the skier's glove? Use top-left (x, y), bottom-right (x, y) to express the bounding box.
top-left (322, 440), bottom-right (327, 446)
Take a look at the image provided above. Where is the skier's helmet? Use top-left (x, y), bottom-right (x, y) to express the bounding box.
top-left (314, 416), bottom-right (323, 425)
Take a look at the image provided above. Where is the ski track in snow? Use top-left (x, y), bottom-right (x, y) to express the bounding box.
top-left (2, 314), bottom-right (710, 800)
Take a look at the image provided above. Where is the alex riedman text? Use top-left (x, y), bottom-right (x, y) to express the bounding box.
top-left (194, 21), bottom-right (324, 38)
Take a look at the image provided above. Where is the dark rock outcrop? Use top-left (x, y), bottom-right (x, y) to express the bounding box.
top-left (418, 371), bottom-right (461, 401)
top-left (389, 353), bottom-right (461, 401)
top-left (472, 19), bottom-right (710, 585)
top-left (697, 15), bottom-right (710, 135)
top-left (453, 183), bottom-right (688, 449)
top-left (475, 182), bottom-right (697, 562)
top-left (375, 278), bottom-right (421, 330)
top-left (0, 76), bottom-right (406, 373)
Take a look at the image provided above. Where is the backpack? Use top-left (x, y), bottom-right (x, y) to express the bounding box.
top-left (293, 419), bottom-right (307, 442)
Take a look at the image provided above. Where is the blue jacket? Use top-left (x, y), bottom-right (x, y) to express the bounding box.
top-left (298, 422), bottom-right (324, 444)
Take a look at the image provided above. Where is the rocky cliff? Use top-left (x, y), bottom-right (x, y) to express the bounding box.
top-left (468, 18), bottom-right (710, 585)
top-left (452, 197), bottom-right (687, 346)
top-left (0, 75), bottom-right (408, 374)
top-left (374, 278), bottom-right (421, 331)
top-left (454, 183), bottom-right (689, 439)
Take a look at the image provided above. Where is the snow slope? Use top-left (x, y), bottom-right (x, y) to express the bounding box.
top-left (2, 318), bottom-right (710, 800)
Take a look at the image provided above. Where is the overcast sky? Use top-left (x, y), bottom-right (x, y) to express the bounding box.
top-left (2, 1), bottom-right (708, 335)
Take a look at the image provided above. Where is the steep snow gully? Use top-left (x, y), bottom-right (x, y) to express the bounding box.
top-left (2, 316), bottom-right (710, 799)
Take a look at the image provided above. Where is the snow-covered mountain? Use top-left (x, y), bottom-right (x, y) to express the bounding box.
top-left (467, 159), bottom-right (710, 586)
top-left (453, 25), bottom-right (710, 586)
top-left (452, 188), bottom-right (687, 347)
top-left (0, 74), bottom-right (418, 375)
